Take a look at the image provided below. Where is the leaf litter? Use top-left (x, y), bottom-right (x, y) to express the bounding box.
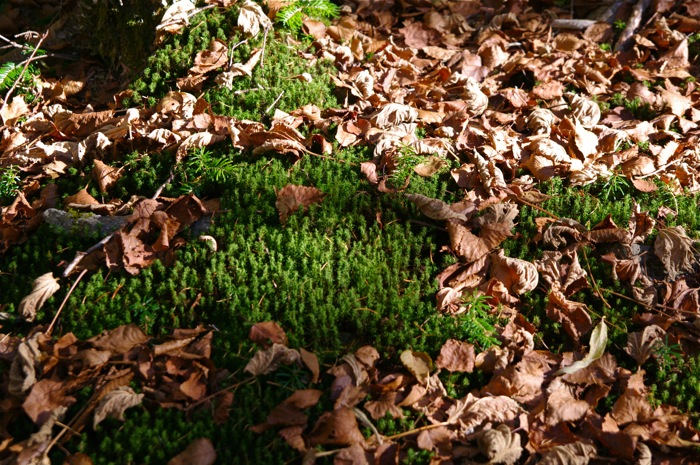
top-left (3, 0), bottom-right (700, 463)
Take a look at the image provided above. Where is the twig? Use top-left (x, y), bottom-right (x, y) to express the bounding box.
top-left (614, 0), bottom-right (651, 52)
top-left (384, 421), bottom-right (451, 440)
top-left (152, 168), bottom-right (178, 200)
top-left (47, 269), bottom-right (88, 336)
top-left (260, 27), bottom-right (269, 69)
top-left (264, 90), bottom-right (285, 114)
top-left (551, 19), bottom-right (597, 30)
top-left (0, 30), bottom-right (47, 109)
top-left (186, 376), bottom-right (255, 410)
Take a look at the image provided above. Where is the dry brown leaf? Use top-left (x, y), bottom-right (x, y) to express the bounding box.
top-left (190, 39), bottom-right (228, 74)
top-left (556, 318), bottom-right (608, 375)
top-left (156, 0), bottom-right (196, 35)
top-left (23, 379), bottom-right (76, 424)
top-left (406, 194), bottom-right (468, 222)
top-left (546, 378), bottom-right (591, 425)
top-left (477, 424), bottom-right (523, 465)
top-left (413, 156), bottom-right (448, 177)
top-left (8, 333), bottom-right (42, 396)
top-left (490, 250), bottom-right (539, 295)
top-left (18, 272), bottom-right (60, 322)
top-left (275, 184), bottom-right (324, 225)
top-left (92, 160), bottom-right (121, 193)
top-left (167, 438), bottom-right (217, 465)
top-left (463, 76), bottom-right (488, 116)
top-left (309, 407), bottom-right (365, 446)
top-left (252, 389), bottom-right (323, 432)
top-left (89, 324), bottom-right (148, 353)
top-left (300, 348), bottom-right (320, 384)
top-left (435, 339), bottom-right (475, 373)
top-left (93, 386), bottom-right (144, 428)
top-left (249, 321), bottom-right (288, 347)
top-left (0, 95), bottom-right (29, 126)
top-left (625, 325), bottom-right (665, 366)
top-left (654, 226), bottom-right (696, 280)
top-left (64, 188), bottom-right (100, 207)
top-left (537, 442), bottom-right (597, 465)
top-left (567, 93), bottom-right (601, 129)
top-left (400, 350), bottom-right (433, 384)
top-left (527, 108), bottom-right (555, 135)
top-left (448, 394), bottom-right (523, 430)
top-left (244, 343), bottom-right (301, 376)
top-left (371, 103), bottom-right (418, 129)
top-left (238, 0), bottom-right (272, 37)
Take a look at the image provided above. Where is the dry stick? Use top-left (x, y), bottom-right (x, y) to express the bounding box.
top-left (47, 269), bottom-right (88, 336)
top-left (0, 30), bottom-right (47, 110)
top-left (260, 27), bottom-right (269, 69)
top-left (265, 90), bottom-right (285, 114)
top-left (614, 0), bottom-right (651, 52)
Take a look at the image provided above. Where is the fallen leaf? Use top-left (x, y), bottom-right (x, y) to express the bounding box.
top-left (249, 321), bottom-right (288, 347)
top-left (400, 350), bottom-right (433, 384)
top-left (275, 184), bottom-right (325, 225)
top-left (309, 407), bottom-right (365, 446)
top-left (490, 250), bottom-right (539, 295)
top-left (413, 156), bottom-right (448, 177)
top-left (555, 318), bottom-right (608, 375)
top-left (89, 325), bottom-right (149, 353)
top-left (93, 386), bottom-right (144, 428)
top-left (406, 193), bottom-right (468, 222)
top-left (0, 95), bottom-right (29, 126)
top-left (238, 0), bottom-right (272, 37)
top-left (167, 438), bottom-right (217, 465)
top-left (371, 103), bottom-right (418, 129)
top-left (435, 339), bottom-right (475, 373)
top-left (18, 273), bottom-right (60, 322)
top-left (654, 226), bottom-right (696, 280)
top-left (92, 160), bottom-right (121, 193)
top-left (244, 343), bottom-right (301, 376)
top-left (300, 348), bottom-right (320, 384)
top-left (538, 442), bottom-right (597, 465)
top-left (8, 333), bottom-right (42, 396)
top-left (477, 424), bottom-right (523, 465)
top-left (23, 379), bottom-right (76, 424)
top-left (625, 325), bottom-right (665, 366)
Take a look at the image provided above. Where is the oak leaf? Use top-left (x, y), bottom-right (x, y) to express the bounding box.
top-left (18, 272), bottom-right (60, 322)
top-left (93, 386), bottom-right (144, 428)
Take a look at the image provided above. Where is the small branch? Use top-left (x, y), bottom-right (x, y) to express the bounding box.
top-left (62, 235), bottom-right (112, 278)
top-left (614, 0), bottom-right (651, 52)
top-left (551, 19), bottom-right (597, 30)
top-left (152, 168), bottom-right (178, 199)
top-left (384, 421), bottom-right (451, 441)
top-left (260, 27), bottom-right (269, 69)
top-left (47, 269), bottom-right (88, 336)
top-left (264, 90), bottom-right (285, 115)
top-left (0, 30), bottom-right (47, 109)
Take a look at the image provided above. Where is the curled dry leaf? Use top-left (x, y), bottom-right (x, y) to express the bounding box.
top-left (198, 235), bottom-right (217, 252)
top-left (537, 442), bottom-right (596, 465)
top-left (371, 103), bottom-right (418, 129)
top-left (93, 386), bottom-right (144, 428)
top-left (567, 93), bottom-right (601, 129)
top-left (238, 0), bottom-right (272, 37)
top-left (555, 318), bottom-right (608, 375)
top-left (89, 324), bottom-right (148, 353)
top-left (244, 343), bottom-right (301, 376)
top-left (92, 159), bottom-right (121, 193)
top-left (625, 325), bottom-right (665, 366)
top-left (654, 226), bottom-right (696, 280)
top-left (167, 438), bottom-right (217, 465)
top-left (275, 184), bottom-right (325, 225)
top-left (406, 193), bottom-right (468, 222)
top-left (400, 350), bottom-right (433, 384)
top-left (477, 424), bottom-right (523, 465)
top-left (463, 77), bottom-right (488, 116)
top-left (413, 156), bottom-right (448, 177)
top-left (18, 272), bottom-right (60, 322)
top-left (156, 0), bottom-right (196, 34)
top-left (8, 333), bottom-right (42, 396)
top-left (308, 407), bottom-right (365, 446)
top-left (249, 321), bottom-right (288, 347)
top-left (436, 339), bottom-right (475, 373)
top-left (527, 108), bottom-right (555, 135)
top-left (490, 250), bottom-right (539, 295)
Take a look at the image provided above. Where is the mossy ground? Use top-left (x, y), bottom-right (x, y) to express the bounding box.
top-left (4, 6), bottom-right (700, 464)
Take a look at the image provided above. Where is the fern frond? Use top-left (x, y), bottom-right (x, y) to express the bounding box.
top-left (0, 62), bottom-right (21, 93)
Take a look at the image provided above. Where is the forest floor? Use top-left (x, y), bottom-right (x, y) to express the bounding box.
top-left (2, 0), bottom-right (700, 464)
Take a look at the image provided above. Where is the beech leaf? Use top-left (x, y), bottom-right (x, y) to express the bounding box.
top-left (406, 194), bottom-right (468, 222)
top-left (275, 184), bottom-right (325, 225)
top-left (555, 318), bottom-right (608, 375)
top-left (477, 424), bottom-right (523, 465)
top-left (400, 350), bottom-right (433, 384)
top-left (244, 343), bottom-right (301, 376)
top-left (93, 386), bottom-right (144, 428)
top-left (167, 438), bottom-right (217, 465)
top-left (18, 273), bottom-right (61, 322)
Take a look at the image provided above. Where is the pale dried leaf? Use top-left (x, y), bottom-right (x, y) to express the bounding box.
top-left (93, 386), bottom-right (144, 428)
top-left (527, 108), bottom-right (555, 135)
top-left (238, 0), bottom-right (272, 37)
top-left (537, 442), bottom-right (596, 465)
top-left (92, 160), bottom-right (121, 193)
top-left (654, 226), bottom-right (696, 280)
top-left (463, 77), bottom-right (488, 116)
top-left (555, 318), bottom-right (608, 375)
top-left (400, 350), bottom-right (433, 385)
top-left (490, 250), bottom-right (539, 295)
top-left (625, 325), bottom-right (665, 366)
top-left (18, 273), bottom-right (60, 322)
top-left (89, 325), bottom-right (148, 353)
top-left (413, 156), bottom-right (448, 177)
top-left (436, 339), bottom-right (475, 373)
top-left (371, 103), bottom-right (418, 129)
top-left (156, 0), bottom-right (196, 34)
top-left (8, 333), bottom-right (42, 396)
top-left (568, 93), bottom-right (601, 128)
top-left (167, 438), bottom-right (217, 465)
top-left (244, 343), bottom-right (301, 376)
top-left (406, 194), bottom-right (468, 222)
top-left (477, 424), bottom-right (523, 465)
top-left (0, 95), bottom-right (29, 126)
